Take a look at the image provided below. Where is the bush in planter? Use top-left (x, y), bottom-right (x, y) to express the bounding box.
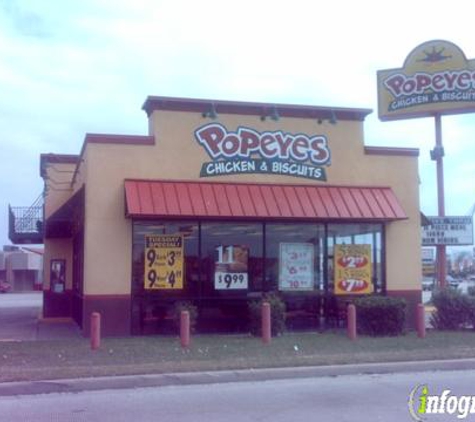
top-left (248, 292), bottom-right (286, 336)
top-left (431, 288), bottom-right (472, 330)
top-left (354, 296), bottom-right (406, 336)
top-left (173, 301), bottom-right (198, 333)
top-left (458, 288), bottom-right (475, 330)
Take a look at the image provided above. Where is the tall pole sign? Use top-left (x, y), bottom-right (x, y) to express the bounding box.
top-left (434, 115), bottom-right (446, 287)
top-left (377, 40), bottom-right (475, 289)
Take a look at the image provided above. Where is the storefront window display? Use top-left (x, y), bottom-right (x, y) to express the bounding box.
top-left (131, 220), bottom-right (385, 333)
top-left (133, 221), bottom-right (384, 295)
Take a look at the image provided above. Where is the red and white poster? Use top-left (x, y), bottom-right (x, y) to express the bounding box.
top-left (279, 243), bottom-right (315, 291)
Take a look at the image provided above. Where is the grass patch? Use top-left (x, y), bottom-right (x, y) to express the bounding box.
top-left (1, 330), bottom-right (475, 382)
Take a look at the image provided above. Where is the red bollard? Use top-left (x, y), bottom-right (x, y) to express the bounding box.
top-left (90, 312), bottom-right (101, 350)
top-left (347, 304), bottom-right (357, 341)
top-left (417, 303), bottom-right (426, 339)
top-left (262, 301), bottom-right (271, 344)
top-left (180, 310), bottom-right (190, 348)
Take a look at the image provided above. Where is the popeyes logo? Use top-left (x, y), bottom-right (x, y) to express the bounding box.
top-left (377, 40), bottom-right (475, 121)
top-left (194, 123), bottom-right (331, 181)
top-left (384, 70), bottom-right (475, 99)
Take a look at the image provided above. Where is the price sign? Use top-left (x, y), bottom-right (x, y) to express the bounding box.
top-left (279, 243), bottom-right (315, 291)
top-left (214, 245), bottom-right (249, 290)
top-left (144, 234), bottom-right (184, 290)
top-left (334, 244), bottom-right (372, 295)
top-left (215, 272), bottom-right (248, 289)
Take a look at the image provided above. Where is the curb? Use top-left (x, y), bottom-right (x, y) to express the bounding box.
top-left (1, 358), bottom-right (475, 397)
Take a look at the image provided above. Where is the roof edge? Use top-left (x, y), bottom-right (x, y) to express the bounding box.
top-left (124, 178), bottom-right (397, 191)
top-left (365, 146), bottom-right (420, 157)
top-left (40, 154), bottom-right (80, 178)
top-left (84, 134), bottom-right (155, 146)
top-left (142, 96), bottom-right (373, 122)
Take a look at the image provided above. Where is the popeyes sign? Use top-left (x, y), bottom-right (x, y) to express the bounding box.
top-left (377, 40), bottom-right (475, 120)
top-left (195, 123), bottom-right (331, 180)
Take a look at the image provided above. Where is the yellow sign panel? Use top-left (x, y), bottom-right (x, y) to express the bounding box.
top-left (334, 244), bottom-right (372, 295)
top-left (144, 234), bottom-right (184, 290)
top-left (377, 40), bottom-right (475, 121)
top-left (422, 263), bottom-right (435, 276)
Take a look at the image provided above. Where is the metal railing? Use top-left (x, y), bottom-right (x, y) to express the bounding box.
top-left (8, 193), bottom-right (44, 243)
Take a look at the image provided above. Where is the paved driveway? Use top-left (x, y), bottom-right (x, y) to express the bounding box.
top-left (0, 292), bottom-right (42, 341)
top-left (0, 292), bottom-right (81, 341)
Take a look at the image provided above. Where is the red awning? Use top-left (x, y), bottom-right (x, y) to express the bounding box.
top-left (124, 180), bottom-right (407, 221)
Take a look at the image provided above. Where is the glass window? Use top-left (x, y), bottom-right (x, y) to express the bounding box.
top-left (265, 223), bottom-right (324, 293)
top-left (131, 221), bottom-right (385, 302)
top-left (327, 224), bottom-right (383, 294)
top-left (200, 223), bottom-right (263, 297)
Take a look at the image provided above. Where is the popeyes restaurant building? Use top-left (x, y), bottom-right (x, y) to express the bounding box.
top-left (38, 96), bottom-right (421, 336)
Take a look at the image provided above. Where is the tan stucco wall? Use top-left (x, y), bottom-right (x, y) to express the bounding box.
top-left (83, 154), bottom-right (132, 295)
top-left (363, 154), bottom-right (421, 291)
top-left (44, 162), bottom-right (77, 219)
top-left (76, 109), bottom-right (420, 295)
top-left (43, 238), bottom-right (73, 291)
top-left (72, 148), bottom-right (88, 195)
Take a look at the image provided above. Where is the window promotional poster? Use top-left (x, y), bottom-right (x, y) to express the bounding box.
top-left (279, 242), bottom-right (315, 291)
top-left (334, 244), bottom-right (372, 295)
top-left (214, 245), bottom-right (249, 290)
top-left (144, 234), bottom-right (184, 290)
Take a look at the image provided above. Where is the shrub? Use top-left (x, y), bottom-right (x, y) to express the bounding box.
top-left (173, 301), bottom-right (198, 333)
top-left (248, 292), bottom-right (286, 336)
top-left (354, 296), bottom-right (406, 336)
top-left (467, 297), bottom-right (475, 330)
top-left (430, 288), bottom-right (472, 330)
top-left (467, 286), bottom-right (475, 297)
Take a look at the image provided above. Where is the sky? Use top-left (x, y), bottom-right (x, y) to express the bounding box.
top-left (0, 0), bottom-right (474, 250)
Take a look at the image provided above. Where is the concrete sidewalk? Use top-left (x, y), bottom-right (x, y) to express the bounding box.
top-left (36, 318), bottom-right (82, 340)
top-left (1, 358), bottom-right (475, 397)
